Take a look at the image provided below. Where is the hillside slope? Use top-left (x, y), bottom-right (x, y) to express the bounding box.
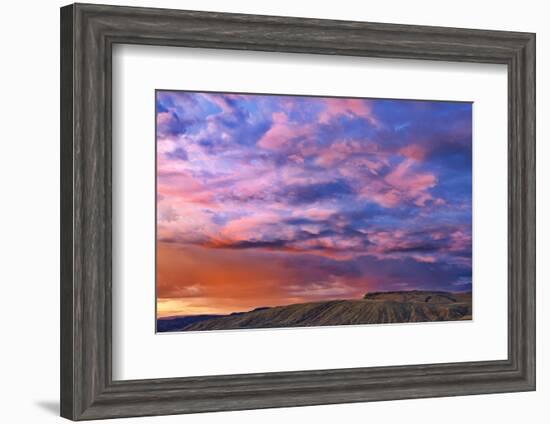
top-left (157, 314), bottom-right (223, 332)
top-left (179, 291), bottom-right (472, 331)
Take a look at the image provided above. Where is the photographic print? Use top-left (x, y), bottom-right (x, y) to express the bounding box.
top-left (156, 90), bottom-right (472, 333)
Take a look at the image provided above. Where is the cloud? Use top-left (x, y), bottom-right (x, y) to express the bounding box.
top-left (257, 112), bottom-right (314, 151)
top-left (413, 255), bottom-right (437, 263)
top-left (399, 144), bottom-right (427, 160)
top-left (155, 91), bottom-right (472, 314)
top-left (282, 180), bottom-right (354, 205)
top-left (166, 147), bottom-right (188, 161)
top-left (318, 98), bottom-right (377, 125)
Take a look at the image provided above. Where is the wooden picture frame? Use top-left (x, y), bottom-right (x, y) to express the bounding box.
top-left (60, 3), bottom-right (535, 420)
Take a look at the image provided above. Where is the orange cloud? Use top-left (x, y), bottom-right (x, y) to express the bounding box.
top-left (399, 144), bottom-right (427, 161)
top-left (156, 242), bottom-right (366, 317)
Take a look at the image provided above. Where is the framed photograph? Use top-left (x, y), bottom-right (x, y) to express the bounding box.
top-left (60, 3), bottom-right (535, 420)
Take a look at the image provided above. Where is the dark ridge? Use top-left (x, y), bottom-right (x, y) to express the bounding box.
top-left (156, 314), bottom-right (223, 332)
top-left (363, 290), bottom-right (471, 304)
top-left (170, 290), bottom-right (472, 332)
top-left (251, 306), bottom-right (271, 312)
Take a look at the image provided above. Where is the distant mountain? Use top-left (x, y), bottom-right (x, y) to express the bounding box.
top-left (172, 290), bottom-right (472, 332)
top-left (157, 314), bottom-right (223, 332)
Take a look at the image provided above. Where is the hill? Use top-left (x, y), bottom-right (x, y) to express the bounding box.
top-left (363, 290), bottom-right (471, 303)
top-left (176, 290), bottom-right (472, 332)
top-left (157, 314), bottom-right (223, 332)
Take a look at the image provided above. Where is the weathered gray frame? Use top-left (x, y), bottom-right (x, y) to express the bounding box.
top-left (60, 3), bottom-right (536, 421)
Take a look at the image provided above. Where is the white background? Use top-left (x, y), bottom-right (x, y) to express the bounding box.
top-left (0, 0), bottom-right (546, 423)
top-left (113, 45), bottom-right (508, 380)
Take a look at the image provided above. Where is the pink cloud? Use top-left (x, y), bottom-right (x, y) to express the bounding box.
top-left (365, 229), bottom-right (441, 262)
top-left (157, 92), bottom-right (470, 274)
top-left (300, 207), bottom-right (336, 221)
top-left (413, 255), bottom-right (437, 263)
top-left (399, 144), bottom-right (427, 161)
top-left (383, 159), bottom-right (437, 207)
top-left (448, 230), bottom-right (471, 252)
top-left (315, 139), bottom-right (368, 167)
top-left (200, 93), bottom-right (234, 114)
top-left (157, 111), bottom-right (172, 127)
top-left (258, 112), bottom-right (314, 151)
top-left (358, 180), bottom-right (402, 208)
top-left (157, 170), bottom-right (218, 208)
top-left (318, 98), bottom-right (377, 125)
top-left (219, 212), bottom-right (282, 241)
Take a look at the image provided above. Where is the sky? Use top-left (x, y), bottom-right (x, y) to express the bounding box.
top-left (156, 90), bottom-right (472, 317)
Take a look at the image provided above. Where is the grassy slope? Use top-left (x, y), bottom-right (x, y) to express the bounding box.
top-left (180, 291), bottom-right (472, 331)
